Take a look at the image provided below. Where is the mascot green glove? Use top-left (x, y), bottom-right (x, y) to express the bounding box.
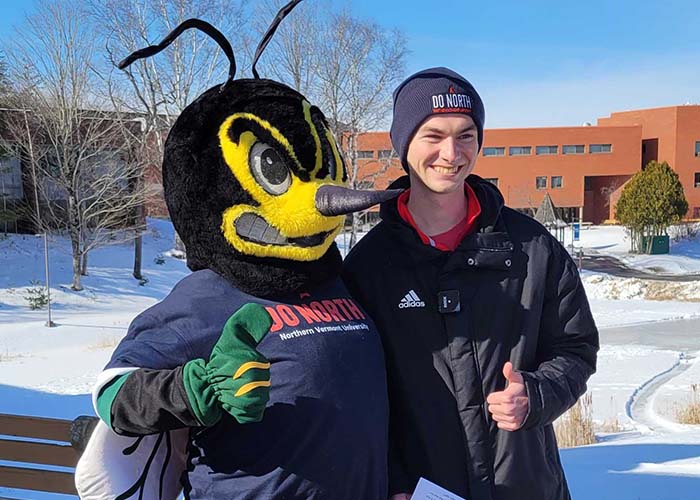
top-left (75, 2), bottom-right (401, 500)
top-left (183, 304), bottom-right (273, 426)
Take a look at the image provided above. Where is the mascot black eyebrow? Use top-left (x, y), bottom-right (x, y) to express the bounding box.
top-left (75, 2), bottom-right (399, 499)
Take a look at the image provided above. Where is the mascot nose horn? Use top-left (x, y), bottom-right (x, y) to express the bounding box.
top-left (315, 185), bottom-right (403, 216)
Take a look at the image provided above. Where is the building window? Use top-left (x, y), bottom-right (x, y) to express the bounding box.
top-left (590, 143), bottom-right (612, 153)
top-left (696, 141), bottom-right (700, 157)
top-left (562, 144), bottom-right (585, 155)
top-left (356, 150), bottom-right (373, 159)
top-left (483, 147), bottom-right (505, 157)
top-left (695, 172), bottom-right (700, 188)
top-left (536, 176), bottom-right (547, 189)
top-left (509, 146), bottom-right (531, 156)
top-left (551, 176), bottom-right (563, 189)
top-left (0, 156), bottom-right (23, 200)
top-left (377, 150), bottom-right (394, 159)
top-left (484, 178), bottom-right (499, 187)
top-left (695, 207), bottom-right (700, 219)
top-left (536, 145), bottom-right (558, 155)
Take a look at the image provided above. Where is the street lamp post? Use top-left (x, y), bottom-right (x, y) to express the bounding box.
top-left (42, 232), bottom-right (55, 327)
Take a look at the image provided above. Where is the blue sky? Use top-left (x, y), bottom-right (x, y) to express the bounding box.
top-left (343, 0), bottom-right (700, 127)
top-left (2, 0), bottom-right (699, 128)
top-left (0, 1), bottom-right (36, 34)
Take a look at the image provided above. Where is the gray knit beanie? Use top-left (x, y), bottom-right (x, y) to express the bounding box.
top-left (390, 67), bottom-right (485, 171)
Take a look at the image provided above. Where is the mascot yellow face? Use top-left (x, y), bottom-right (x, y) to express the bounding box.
top-left (218, 102), bottom-right (346, 262)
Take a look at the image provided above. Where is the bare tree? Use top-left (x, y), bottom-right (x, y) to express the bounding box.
top-left (87, 0), bottom-right (249, 267)
top-left (345, 141), bottom-right (400, 236)
top-left (2, 0), bottom-right (148, 291)
top-left (89, 0), bottom-right (249, 143)
top-left (248, 0), bottom-right (320, 96)
top-left (0, 50), bottom-right (39, 231)
top-left (314, 13), bottom-right (407, 248)
top-left (255, 5), bottom-right (407, 248)
top-left (0, 51), bottom-right (11, 106)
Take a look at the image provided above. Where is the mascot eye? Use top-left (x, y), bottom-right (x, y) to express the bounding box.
top-left (250, 142), bottom-right (292, 195)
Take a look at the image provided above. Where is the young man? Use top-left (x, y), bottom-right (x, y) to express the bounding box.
top-left (343, 67), bottom-right (599, 500)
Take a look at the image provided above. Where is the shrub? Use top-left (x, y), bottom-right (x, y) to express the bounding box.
top-left (676, 384), bottom-right (700, 424)
top-left (616, 161), bottom-right (688, 253)
top-left (554, 393), bottom-right (596, 448)
top-left (24, 280), bottom-right (48, 310)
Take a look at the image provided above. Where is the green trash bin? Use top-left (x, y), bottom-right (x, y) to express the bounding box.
top-left (641, 235), bottom-right (670, 254)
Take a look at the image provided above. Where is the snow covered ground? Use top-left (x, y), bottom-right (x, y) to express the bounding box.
top-left (1, 220), bottom-right (700, 499)
top-left (567, 223), bottom-right (700, 274)
top-left (563, 430), bottom-right (700, 500)
top-left (0, 219), bottom-right (189, 416)
top-left (585, 345), bottom-right (680, 430)
top-left (583, 272), bottom-right (700, 328)
top-left (563, 342), bottom-right (700, 500)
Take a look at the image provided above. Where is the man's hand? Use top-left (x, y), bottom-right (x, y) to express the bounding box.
top-left (389, 495), bottom-right (412, 500)
top-left (486, 361), bottom-right (528, 431)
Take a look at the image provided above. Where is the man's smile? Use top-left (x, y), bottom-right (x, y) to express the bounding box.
top-left (431, 164), bottom-right (464, 175)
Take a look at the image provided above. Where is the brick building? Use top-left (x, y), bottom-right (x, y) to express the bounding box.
top-left (355, 105), bottom-right (700, 224)
top-left (0, 110), bottom-right (171, 232)
top-left (7, 105), bottom-right (695, 230)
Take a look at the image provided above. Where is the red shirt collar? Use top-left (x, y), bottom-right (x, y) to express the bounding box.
top-left (397, 182), bottom-right (482, 251)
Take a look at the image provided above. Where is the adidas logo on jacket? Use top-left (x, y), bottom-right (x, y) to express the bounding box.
top-left (398, 290), bottom-right (425, 309)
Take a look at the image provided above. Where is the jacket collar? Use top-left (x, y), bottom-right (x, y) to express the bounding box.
top-left (379, 174), bottom-right (514, 269)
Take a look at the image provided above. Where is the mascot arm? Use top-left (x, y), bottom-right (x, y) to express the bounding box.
top-left (97, 303), bottom-right (273, 434)
top-left (97, 367), bottom-right (201, 435)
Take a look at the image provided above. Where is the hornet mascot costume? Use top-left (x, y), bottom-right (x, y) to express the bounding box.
top-left (75, 2), bottom-right (399, 498)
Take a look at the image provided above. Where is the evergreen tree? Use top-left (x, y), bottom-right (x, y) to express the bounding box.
top-left (616, 160), bottom-right (688, 253)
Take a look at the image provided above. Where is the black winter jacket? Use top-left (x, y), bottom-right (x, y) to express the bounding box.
top-left (342, 175), bottom-right (599, 500)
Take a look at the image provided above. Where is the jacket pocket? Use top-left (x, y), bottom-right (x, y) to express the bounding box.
top-left (493, 426), bottom-right (562, 499)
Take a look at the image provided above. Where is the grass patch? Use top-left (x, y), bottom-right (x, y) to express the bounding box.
top-left (599, 417), bottom-right (622, 433)
top-left (676, 383), bottom-right (700, 424)
top-left (644, 282), bottom-right (700, 302)
top-left (598, 396), bottom-right (622, 433)
top-left (555, 393), bottom-right (596, 448)
top-left (0, 349), bottom-right (23, 362)
top-left (86, 336), bottom-right (121, 351)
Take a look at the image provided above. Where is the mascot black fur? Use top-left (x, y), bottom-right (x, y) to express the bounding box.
top-left (75, 2), bottom-right (399, 499)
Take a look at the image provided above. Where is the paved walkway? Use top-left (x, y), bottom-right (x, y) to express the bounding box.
top-left (599, 317), bottom-right (700, 351)
top-left (601, 317), bottom-right (700, 432)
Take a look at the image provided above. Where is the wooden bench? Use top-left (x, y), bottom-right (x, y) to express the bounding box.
top-left (0, 413), bottom-right (97, 498)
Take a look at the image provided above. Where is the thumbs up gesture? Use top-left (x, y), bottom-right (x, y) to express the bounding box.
top-left (486, 362), bottom-right (529, 431)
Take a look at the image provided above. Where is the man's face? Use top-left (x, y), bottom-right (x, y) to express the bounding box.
top-left (405, 114), bottom-right (479, 195)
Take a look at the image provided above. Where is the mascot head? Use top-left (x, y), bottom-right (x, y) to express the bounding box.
top-left (119, 1), bottom-right (399, 298)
